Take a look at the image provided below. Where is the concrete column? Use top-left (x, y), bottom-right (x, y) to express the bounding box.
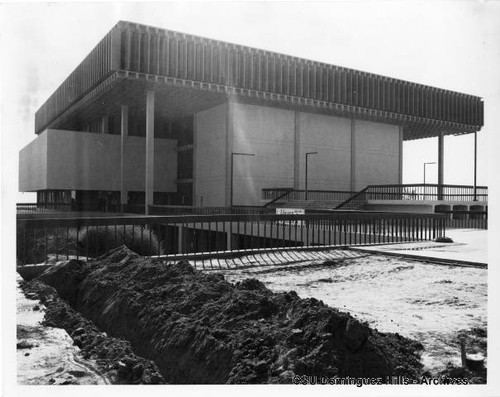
top-left (120, 105), bottom-right (129, 211)
top-left (145, 90), bottom-right (155, 214)
top-left (350, 118), bottom-right (356, 191)
top-left (438, 130), bottom-right (444, 200)
top-left (225, 101), bottom-right (234, 207)
top-left (192, 115), bottom-right (198, 206)
top-left (101, 115), bottom-right (109, 134)
top-left (473, 131), bottom-right (477, 201)
top-left (293, 111), bottom-right (301, 189)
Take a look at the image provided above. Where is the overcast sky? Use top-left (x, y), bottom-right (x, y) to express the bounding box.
top-left (2, 1), bottom-right (499, 203)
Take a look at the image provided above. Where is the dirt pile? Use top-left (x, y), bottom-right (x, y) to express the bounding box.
top-left (33, 246), bottom-right (424, 384)
top-left (22, 280), bottom-right (165, 384)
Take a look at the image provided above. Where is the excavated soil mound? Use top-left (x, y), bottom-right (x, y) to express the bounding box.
top-left (33, 246), bottom-right (424, 384)
top-left (21, 280), bottom-right (165, 384)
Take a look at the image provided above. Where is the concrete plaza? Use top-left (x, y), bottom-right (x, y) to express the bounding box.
top-left (353, 228), bottom-right (487, 266)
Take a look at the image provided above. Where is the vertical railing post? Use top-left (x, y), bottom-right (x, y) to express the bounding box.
top-left (305, 218), bottom-right (310, 246)
top-left (177, 225), bottom-right (183, 254)
top-left (226, 222), bottom-right (232, 251)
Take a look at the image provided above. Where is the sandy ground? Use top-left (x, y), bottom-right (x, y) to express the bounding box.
top-left (205, 250), bottom-right (487, 374)
top-left (16, 229), bottom-right (487, 383)
top-left (16, 274), bottom-right (110, 385)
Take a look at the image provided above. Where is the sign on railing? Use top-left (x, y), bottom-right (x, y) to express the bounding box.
top-left (276, 208), bottom-right (305, 226)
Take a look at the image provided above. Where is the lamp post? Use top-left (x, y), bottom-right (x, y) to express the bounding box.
top-left (423, 162), bottom-right (436, 185)
top-left (230, 152), bottom-right (255, 207)
top-left (423, 161), bottom-right (436, 200)
top-left (305, 152), bottom-right (318, 200)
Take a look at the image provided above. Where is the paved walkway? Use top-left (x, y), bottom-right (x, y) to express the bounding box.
top-left (351, 228), bottom-right (487, 266)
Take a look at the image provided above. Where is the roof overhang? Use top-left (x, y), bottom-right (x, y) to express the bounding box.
top-left (35, 21), bottom-right (484, 141)
top-left (47, 70), bottom-right (480, 141)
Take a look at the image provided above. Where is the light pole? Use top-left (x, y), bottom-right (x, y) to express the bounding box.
top-left (230, 152), bottom-right (255, 207)
top-left (423, 161), bottom-right (436, 200)
top-left (305, 152), bottom-right (318, 200)
top-left (423, 161), bottom-right (436, 185)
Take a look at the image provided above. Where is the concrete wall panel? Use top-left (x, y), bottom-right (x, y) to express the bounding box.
top-left (28, 129), bottom-right (176, 192)
top-left (354, 120), bottom-right (400, 190)
top-left (232, 103), bottom-right (295, 206)
top-left (298, 112), bottom-right (352, 192)
top-left (19, 132), bottom-right (48, 192)
top-left (194, 104), bottom-right (228, 207)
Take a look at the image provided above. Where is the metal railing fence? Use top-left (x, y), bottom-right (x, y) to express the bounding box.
top-left (17, 203), bottom-right (73, 214)
top-left (335, 184), bottom-right (488, 210)
top-left (17, 212), bottom-right (446, 265)
top-left (436, 210), bottom-right (488, 230)
top-left (148, 205), bottom-right (275, 215)
top-left (364, 184), bottom-right (488, 202)
top-left (262, 189), bottom-right (359, 207)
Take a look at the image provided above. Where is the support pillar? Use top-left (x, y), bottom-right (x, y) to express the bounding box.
top-left (145, 90), bottom-right (155, 214)
top-left (120, 105), bottom-right (129, 212)
top-left (398, 126), bottom-right (403, 185)
top-left (437, 131), bottom-right (444, 200)
top-left (101, 115), bottom-right (109, 134)
top-left (225, 101), bottom-right (234, 207)
top-left (193, 115), bottom-right (198, 206)
top-left (473, 131), bottom-right (477, 201)
top-left (350, 118), bottom-right (356, 191)
top-left (294, 111), bottom-right (300, 190)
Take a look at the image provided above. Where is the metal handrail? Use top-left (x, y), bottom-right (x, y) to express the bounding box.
top-left (263, 189), bottom-right (294, 207)
top-left (366, 183), bottom-right (488, 190)
top-left (334, 187), bottom-right (369, 210)
top-left (18, 211), bottom-right (445, 228)
top-left (17, 211), bottom-right (447, 266)
top-left (335, 184), bottom-right (488, 209)
top-left (17, 203), bottom-right (73, 213)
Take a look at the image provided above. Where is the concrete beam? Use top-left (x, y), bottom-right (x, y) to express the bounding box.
top-left (145, 90), bottom-right (155, 214)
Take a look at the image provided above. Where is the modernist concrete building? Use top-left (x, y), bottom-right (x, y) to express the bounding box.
top-left (19, 21), bottom-right (484, 212)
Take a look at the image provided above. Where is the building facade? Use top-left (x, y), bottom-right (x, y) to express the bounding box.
top-left (19, 21), bottom-right (484, 211)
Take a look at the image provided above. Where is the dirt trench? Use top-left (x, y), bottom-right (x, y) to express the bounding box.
top-left (21, 280), bottom-right (165, 384)
top-left (31, 246), bottom-right (425, 384)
